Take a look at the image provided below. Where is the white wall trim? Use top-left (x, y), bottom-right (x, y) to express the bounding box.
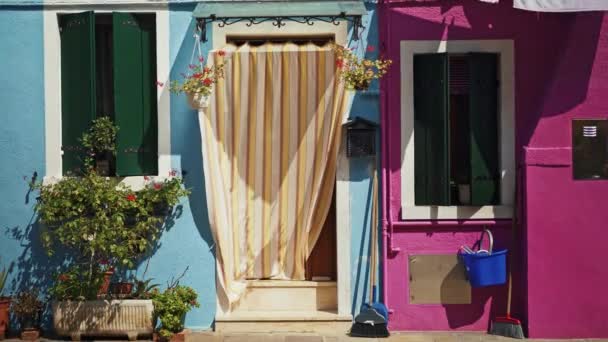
top-left (400, 40), bottom-right (515, 220)
top-left (43, 5), bottom-right (171, 189)
top-left (211, 21), bottom-right (351, 317)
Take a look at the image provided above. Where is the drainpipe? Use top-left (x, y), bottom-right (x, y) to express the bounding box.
top-left (378, 0), bottom-right (397, 315)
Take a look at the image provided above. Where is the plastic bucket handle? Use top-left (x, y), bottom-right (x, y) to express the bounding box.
top-left (481, 228), bottom-right (494, 255)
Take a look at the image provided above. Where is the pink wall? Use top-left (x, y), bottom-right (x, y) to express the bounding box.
top-left (381, 0), bottom-right (608, 337)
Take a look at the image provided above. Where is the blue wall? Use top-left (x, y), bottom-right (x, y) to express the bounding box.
top-left (0, 1), bottom-right (381, 332)
top-left (0, 3), bottom-right (47, 317)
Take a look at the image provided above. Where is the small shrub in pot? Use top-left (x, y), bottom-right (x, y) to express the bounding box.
top-left (11, 290), bottom-right (43, 332)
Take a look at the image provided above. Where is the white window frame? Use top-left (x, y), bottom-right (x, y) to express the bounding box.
top-left (400, 40), bottom-right (515, 220)
top-left (43, 5), bottom-right (171, 189)
top-left (211, 20), bottom-right (352, 318)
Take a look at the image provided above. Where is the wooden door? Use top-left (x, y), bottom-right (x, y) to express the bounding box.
top-left (306, 191), bottom-right (337, 280)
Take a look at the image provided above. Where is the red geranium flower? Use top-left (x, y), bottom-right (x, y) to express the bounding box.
top-left (153, 183), bottom-right (163, 190)
top-left (218, 50), bottom-right (226, 57)
top-left (203, 78), bottom-right (213, 86)
top-left (193, 73), bottom-right (203, 79)
top-left (58, 274), bottom-right (69, 282)
top-left (126, 194), bottom-right (137, 202)
top-left (336, 58), bottom-right (344, 68)
top-left (203, 67), bottom-right (211, 73)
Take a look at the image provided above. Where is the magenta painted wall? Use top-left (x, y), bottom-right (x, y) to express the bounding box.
top-left (381, 0), bottom-right (608, 338)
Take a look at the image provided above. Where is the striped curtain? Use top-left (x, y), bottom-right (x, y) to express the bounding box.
top-left (199, 43), bottom-right (348, 310)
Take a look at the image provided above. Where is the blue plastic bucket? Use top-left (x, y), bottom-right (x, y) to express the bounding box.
top-left (460, 249), bottom-right (508, 287)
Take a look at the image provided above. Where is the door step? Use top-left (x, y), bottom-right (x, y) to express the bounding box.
top-left (215, 310), bottom-right (352, 334)
top-left (234, 280), bottom-right (337, 312)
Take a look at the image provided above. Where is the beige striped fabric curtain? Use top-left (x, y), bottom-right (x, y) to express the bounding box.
top-left (199, 43), bottom-right (348, 310)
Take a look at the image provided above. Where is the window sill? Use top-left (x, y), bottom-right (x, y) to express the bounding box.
top-left (401, 205), bottom-right (513, 220)
top-left (42, 175), bottom-right (174, 190)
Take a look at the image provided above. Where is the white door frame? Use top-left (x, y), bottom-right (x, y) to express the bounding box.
top-left (211, 20), bottom-right (352, 317)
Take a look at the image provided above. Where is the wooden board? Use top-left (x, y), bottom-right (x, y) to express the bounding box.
top-left (408, 254), bottom-right (471, 304)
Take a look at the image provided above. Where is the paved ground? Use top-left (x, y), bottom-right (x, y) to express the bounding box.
top-left (185, 332), bottom-right (607, 342)
top-left (4, 332), bottom-right (607, 342)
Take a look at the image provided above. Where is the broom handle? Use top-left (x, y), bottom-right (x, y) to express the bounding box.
top-left (369, 165), bottom-right (378, 303)
top-left (507, 166), bottom-right (520, 317)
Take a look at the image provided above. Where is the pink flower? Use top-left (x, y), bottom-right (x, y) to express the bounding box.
top-left (169, 169), bottom-right (178, 177)
top-left (156, 81), bottom-right (164, 87)
top-left (198, 56), bottom-right (204, 62)
top-left (366, 45), bottom-right (376, 52)
top-left (144, 176), bottom-right (150, 181)
top-left (188, 64), bottom-right (196, 69)
top-left (153, 183), bottom-right (162, 191)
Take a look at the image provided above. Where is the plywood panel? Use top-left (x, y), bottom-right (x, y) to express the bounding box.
top-left (408, 254), bottom-right (471, 304)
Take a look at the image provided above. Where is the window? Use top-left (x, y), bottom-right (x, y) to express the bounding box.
top-left (573, 119), bottom-right (608, 180)
top-left (59, 11), bottom-right (157, 176)
top-left (413, 53), bottom-right (500, 206)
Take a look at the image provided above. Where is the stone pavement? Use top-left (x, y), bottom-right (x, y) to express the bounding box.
top-left (4, 332), bottom-right (607, 342)
top-left (185, 331), bottom-right (607, 342)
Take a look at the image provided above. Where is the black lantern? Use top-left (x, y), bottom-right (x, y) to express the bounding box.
top-left (344, 117), bottom-right (378, 158)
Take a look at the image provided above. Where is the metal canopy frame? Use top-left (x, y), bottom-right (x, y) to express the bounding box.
top-left (193, 3), bottom-right (365, 42)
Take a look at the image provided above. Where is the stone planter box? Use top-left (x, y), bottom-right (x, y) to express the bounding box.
top-left (52, 300), bottom-right (154, 341)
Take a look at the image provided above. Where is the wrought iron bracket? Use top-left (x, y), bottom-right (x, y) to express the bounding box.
top-left (196, 12), bottom-right (364, 42)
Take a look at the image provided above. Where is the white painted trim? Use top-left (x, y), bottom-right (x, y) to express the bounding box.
top-left (43, 6), bottom-right (171, 188)
top-left (400, 40), bottom-right (515, 220)
top-left (211, 21), bottom-right (351, 318)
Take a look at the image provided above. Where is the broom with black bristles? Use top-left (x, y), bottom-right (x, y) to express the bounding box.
top-left (490, 167), bottom-right (525, 339)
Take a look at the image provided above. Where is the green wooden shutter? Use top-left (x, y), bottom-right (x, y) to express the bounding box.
top-left (468, 53), bottom-right (499, 205)
top-left (413, 54), bottom-right (450, 206)
top-left (113, 13), bottom-right (158, 176)
top-left (60, 12), bottom-right (96, 175)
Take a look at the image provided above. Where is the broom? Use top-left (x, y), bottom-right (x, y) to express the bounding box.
top-left (349, 165), bottom-right (389, 338)
top-left (490, 168), bottom-right (525, 339)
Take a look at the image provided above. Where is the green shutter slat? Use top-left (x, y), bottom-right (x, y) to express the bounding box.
top-left (60, 11), bottom-right (96, 175)
top-left (413, 53), bottom-right (450, 206)
top-left (113, 13), bottom-right (158, 176)
top-left (468, 53), bottom-right (499, 205)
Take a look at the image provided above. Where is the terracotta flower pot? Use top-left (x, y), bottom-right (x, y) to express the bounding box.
top-left (98, 271), bottom-right (114, 297)
top-left (110, 282), bottom-right (134, 298)
top-left (353, 80), bottom-right (371, 91)
top-left (0, 297), bottom-right (11, 340)
top-left (153, 329), bottom-right (190, 342)
top-left (20, 328), bottom-right (39, 341)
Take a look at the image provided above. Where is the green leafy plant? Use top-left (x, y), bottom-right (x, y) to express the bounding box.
top-left (11, 290), bottom-right (43, 320)
top-left (33, 120), bottom-right (190, 301)
top-left (132, 278), bottom-right (160, 300)
top-left (169, 51), bottom-right (226, 96)
top-left (151, 285), bottom-right (199, 338)
top-left (80, 116), bottom-right (118, 170)
top-left (140, 176), bottom-right (190, 216)
top-left (333, 44), bottom-right (392, 90)
top-left (49, 265), bottom-right (107, 301)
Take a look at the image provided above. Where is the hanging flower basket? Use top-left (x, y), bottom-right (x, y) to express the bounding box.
top-left (186, 92), bottom-right (210, 110)
top-left (169, 50), bottom-right (226, 110)
top-left (332, 44), bottom-right (392, 91)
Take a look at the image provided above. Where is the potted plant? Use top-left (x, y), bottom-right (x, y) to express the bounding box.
top-left (110, 281), bottom-right (134, 299)
top-left (32, 121), bottom-right (190, 341)
top-left (333, 44), bottom-right (392, 91)
top-left (169, 51), bottom-right (226, 109)
top-left (80, 116), bottom-right (118, 176)
top-left (11, 290), bottom-right (43, 340)
top-left (141, 176), bottom-right (190, 217)
top-left (151, 285), bottom-right (199, 342)
top-left (0, 260), bottom-right (10, 340)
